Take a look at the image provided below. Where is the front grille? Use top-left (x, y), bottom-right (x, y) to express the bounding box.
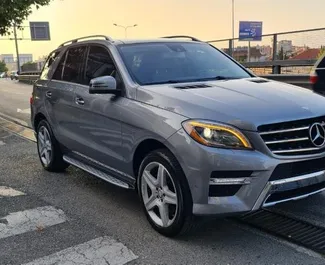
top-left (258, 116), bottom-right (325, 156)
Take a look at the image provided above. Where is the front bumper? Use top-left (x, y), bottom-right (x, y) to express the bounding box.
top-left (167, 129), bottom-right (325, 216)
top-left (253, 170), bottom-right (325, 209)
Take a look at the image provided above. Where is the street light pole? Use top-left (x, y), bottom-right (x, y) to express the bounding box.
top-left (231, 0), bottom-right (235, 56)
top-left (232, 0), bottom-right (234, 41)
top-left (113, 24), bottom-right (138, 38)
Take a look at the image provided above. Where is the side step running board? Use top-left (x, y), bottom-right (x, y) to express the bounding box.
top-left (63, 155), bottom-right (129, 189)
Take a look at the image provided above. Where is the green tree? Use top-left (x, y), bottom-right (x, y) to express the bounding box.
top-left (0, 61), bottom-right (8, 73)
top-left (277, 47), bottom-right (284, 60)
top-left (277, 47), bottom-right (289, 60)
top-left (0, 0), bottom-right (53, 36)
top-left (22, 61), bottom-right (34, 67)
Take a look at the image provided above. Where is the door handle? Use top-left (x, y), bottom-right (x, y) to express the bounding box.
top-left (45, 91), bottom-right (52, 98)
top-left (75, 97), bottom-right (85, 105)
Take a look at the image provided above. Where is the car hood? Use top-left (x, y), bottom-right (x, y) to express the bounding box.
top-left (136, 77), bottom-right (325, 131)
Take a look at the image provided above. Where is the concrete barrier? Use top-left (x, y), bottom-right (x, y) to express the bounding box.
top-left (18, 72), bottom-right (40, 85)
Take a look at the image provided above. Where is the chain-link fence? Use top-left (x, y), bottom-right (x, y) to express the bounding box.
top-left (207, 27), bottom-right (325, 74)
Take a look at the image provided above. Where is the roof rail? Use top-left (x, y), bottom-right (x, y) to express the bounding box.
top-left (58, 35), bottom-right (113, 47)
top-left (160, 35), bottom-right (202, 42)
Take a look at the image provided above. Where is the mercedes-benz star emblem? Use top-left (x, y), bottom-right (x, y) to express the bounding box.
top-left (309, 123), bottom-right (325, 147)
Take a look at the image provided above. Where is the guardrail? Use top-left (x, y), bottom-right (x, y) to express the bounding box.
top-left (243, 59), bottom-right (317, 68)
top-left (18, 71), bottom-right (312, 90)
top-left (260, 74), bottom-right (311, 89)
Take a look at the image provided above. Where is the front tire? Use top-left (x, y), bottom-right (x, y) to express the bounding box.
top-left (138, 149), bottom-right (194, 237)
top-left (36, 120), bottom-right (69, 172)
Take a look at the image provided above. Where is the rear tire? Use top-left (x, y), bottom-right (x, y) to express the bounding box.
top-left (138, 149), bottom-right (194, 237)
top-left (36, 120), bottom-right (69, 172)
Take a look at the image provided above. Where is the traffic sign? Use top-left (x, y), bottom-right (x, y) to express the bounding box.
top-left (29, 22), bottom-right (51, 41)
top-left (239, 21), bottom-right (262, 41)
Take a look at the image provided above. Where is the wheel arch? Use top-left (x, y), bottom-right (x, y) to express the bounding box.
top-left (34, 112), bottom-right (47, 130)
top-left (132, 138), bottom-right (192, 198)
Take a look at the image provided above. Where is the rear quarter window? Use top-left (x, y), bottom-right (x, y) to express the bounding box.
top-left (316, 53), bottom-right (325, 68)
top-left (39, 51), bottom-right (61, 80)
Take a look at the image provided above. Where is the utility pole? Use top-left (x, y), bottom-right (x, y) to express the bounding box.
top-left (13, 24), bottom-right (20, 73)
top-left (247, 41), bottom-right (251, 62)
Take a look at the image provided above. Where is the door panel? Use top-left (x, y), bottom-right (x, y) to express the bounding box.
top-left (46, 45), bottom-right (87, 149)
top-left (71, 87), bottom-right (125, 171)
top-left (68, 45), bottom-right (129, 178)
top-left (48, 81), bottom-right (85, 149)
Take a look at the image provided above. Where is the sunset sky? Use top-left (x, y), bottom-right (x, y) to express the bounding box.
top-left (1, 0), bottom-right (325, 59)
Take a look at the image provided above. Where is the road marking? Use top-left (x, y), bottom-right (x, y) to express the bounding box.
top-left (0, 206), bottom-right (67, 240)
top-left (0, 89), bottom-right (25, 95)
top-left (22, 236), bottom-right (138, 265)
top-left (0, 186), bottom-right (25, 198)
top-left (17, 108), bottom-right (31, 114)
top-left (0, 111), bottom-right (29, 127)
top-left (0, 140), bottom-right (4, 145)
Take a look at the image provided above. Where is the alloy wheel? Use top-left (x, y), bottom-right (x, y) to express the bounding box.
top-left (38, 126), bottom-right (52, 167)
top-left (141, 162), bottom-right (178, 227)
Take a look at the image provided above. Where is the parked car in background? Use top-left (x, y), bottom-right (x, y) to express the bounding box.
top-left (310, 53), bottom-right (325, 94)
top-left (31, 35), bottom-right (325, 237)
top-left (10, 71), bottom-right (18, 80)
top-left (0, 72), bottom-right (7, 78)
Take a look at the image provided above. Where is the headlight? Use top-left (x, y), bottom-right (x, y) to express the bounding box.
top-left (182, 120), bottom-right (252, 149)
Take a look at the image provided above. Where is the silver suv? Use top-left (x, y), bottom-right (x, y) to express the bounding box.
top-left (31, 35), bottom-right (325, 237)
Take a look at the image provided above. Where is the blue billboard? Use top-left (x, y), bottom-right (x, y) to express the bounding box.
top-left (239, 21), bottom-right (262, 41)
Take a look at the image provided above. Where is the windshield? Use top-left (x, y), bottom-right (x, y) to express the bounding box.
top-left (118, 42), bottom-right (252, 85)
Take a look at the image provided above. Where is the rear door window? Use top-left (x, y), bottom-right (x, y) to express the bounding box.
top-left (317, 55), bottom-right (325, 68)
top-left (52, 51), bottom-right (67, 81)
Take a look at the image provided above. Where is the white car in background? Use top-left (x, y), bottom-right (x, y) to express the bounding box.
top-left (0, 72), bottom-right (7, 78)
top-left (10, 71), bottom-right (18, 80)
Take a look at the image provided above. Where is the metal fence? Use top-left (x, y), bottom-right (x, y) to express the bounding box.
top-left (18, 28), bottom-right (324, 89)
top-left (18, 71), bottom-right (312, 90)
top-left (207, 27), bottom-right (325, 74)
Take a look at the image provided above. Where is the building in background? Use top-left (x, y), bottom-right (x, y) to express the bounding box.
top-left (256, 45), bottom-right (272, 58)
top-left (290, 48), bottom-right (321, 60)
top-left (19, 54), bottom-right (33, 65)
top-left (0, 54), bottom-right (14, 64)
top-left (0, 53), bottom-right (33, 71)
top-left (277, 40), bottom-right (293, 54)
top-left (0, 54), bottom-right (16, 72)
top-left (222, 45), bottom-right (271, 62)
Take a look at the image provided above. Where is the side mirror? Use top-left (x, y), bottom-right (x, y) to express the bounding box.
top-left (89, 76), bottom-right (119, 95)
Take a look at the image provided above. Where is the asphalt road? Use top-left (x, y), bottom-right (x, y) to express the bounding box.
top-left (0, 79), bottom-right (32, 127)
top-left (1, 80), bottom-right (325, 264)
